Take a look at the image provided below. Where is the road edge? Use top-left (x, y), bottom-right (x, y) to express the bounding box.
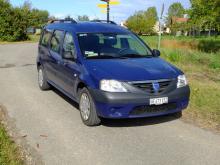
top-left (0, 104), bottom-right (44, 165)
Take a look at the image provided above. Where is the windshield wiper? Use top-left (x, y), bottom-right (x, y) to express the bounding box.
top-left (119, 54), bottom-right (152, 58)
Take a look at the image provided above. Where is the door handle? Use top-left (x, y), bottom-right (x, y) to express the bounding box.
top-left (63, 62), bottom-right (68, 66)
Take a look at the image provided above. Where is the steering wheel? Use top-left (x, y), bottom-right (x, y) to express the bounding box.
top-left (118, 48), bottom-right (138, 55)
top-left (118, 48), bottom-right (131, 55)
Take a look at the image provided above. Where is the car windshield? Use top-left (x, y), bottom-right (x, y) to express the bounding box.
top-left (78, 33), bottom-right (152, 59)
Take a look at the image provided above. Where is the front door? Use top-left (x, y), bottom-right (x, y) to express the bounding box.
top-left (58, 32), bottom-right (80, 98)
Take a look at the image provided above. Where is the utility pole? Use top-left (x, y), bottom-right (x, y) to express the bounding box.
top-left (98, 1), bottom-right (120, 23)
top-left (107, 0), bottom-right (110, 22)
top-left (101, 0), bottom-right (110, 22)
top-left (158, 3), bottom-right (164, 50)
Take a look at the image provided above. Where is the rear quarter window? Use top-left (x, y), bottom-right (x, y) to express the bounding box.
top-left (40, 30), bottom-right (52, 47)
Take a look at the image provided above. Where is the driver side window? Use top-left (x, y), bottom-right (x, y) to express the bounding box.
top-left (63, 32), bottom-right (75, 56)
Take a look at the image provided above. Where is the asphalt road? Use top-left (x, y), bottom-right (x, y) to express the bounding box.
top-left (0, 43), bottom-right (220, 165)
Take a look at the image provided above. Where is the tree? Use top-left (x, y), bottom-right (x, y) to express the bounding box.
top-left (126, 11), bottom-right (145, 34)
top-left (126, 7), bottom-right (158, 35)
top-left (168, 2), bottom-right (185, 18)
top-left (0, 0), bottom-right (28, 41)
top-left (21, 1), bottom-right (49, 28)
top-left (77, 15), bottom-right (90, 21)
top-left (29, 9), bottom-right (49, 27)
top-left (0, 0), bottom-right (49, 41)
top-left (166, 2), bottom-right (185, 34)
top-left (189, 0), bottom-right (220, 36)
top-left (143, 7), bottom-right (158, 34)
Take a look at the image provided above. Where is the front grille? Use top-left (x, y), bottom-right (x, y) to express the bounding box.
top-left (131, 80), bottom-right (172, 94)
top-left (130, 103), bottom-right (177, 116)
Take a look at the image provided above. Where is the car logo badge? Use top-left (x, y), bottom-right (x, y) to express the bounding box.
top-left (152, 82), bottom-right (160, 93)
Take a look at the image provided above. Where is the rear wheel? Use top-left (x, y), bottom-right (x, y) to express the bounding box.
top-left (79, 88), bottom-right (101, 126)
top-left (38, 66), bottom-right (50, 90)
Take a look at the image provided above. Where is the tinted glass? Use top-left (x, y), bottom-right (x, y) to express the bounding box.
top-left (78, 33), bottom-right (152, 59)
top-left (50, 30), bottom-right (63, 53)
top-left (41, 30), bottom-right (52, 47)
top-left (63, 32), bottom-right (75, 55)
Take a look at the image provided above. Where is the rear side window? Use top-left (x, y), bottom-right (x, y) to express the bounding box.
top-left (50, 30), bottom-right (64, 53)
top-left (41, 30), bottom-right (52, 47)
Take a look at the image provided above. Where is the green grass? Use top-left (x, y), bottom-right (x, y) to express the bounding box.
top-left (143, 35), bottom-right (220, 129)
top-left (0, 124), bottom-right (23, 165)
top-left (0, 35), bottom-right (40, 44)
top-left (141, 35), bottom-right (220, 53)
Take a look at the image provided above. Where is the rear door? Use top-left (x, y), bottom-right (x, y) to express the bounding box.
top-left (48, 30), bottom-right (64, 86)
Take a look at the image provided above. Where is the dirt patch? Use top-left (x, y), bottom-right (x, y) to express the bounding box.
top-left (188, 72), bottom-right (220, 83)
top-left (0, 63), bottom-right (35, 69)
top-left (182, 110), bottom-right (220, 134)
top-left (0, 64), bottom-right (16, 68)
top-left (21, 64), bottom-right (35, 67)
top-left (0, 105), bottom-right (44, 165)
top-left (161, 40), bottom-right (198, 50)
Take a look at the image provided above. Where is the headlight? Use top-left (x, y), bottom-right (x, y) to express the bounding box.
top-left (177, 75), bottom-right (188, 88)
top-left (100, 80), bottom-right (128, 92)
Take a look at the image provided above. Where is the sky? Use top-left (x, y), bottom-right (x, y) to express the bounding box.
top-left (10, 0), bottom-right (191, 23)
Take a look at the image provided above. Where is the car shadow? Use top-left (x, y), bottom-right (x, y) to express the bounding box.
top-left (52, 87), bottom-right (79, 110)
top-left (52, 87), bottom-right (181, 127)
top-left (101, 114), bottom-right (181, 127)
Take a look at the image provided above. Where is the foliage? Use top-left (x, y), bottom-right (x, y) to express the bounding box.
top-left (21, 1), bottom-right (49, 28)
top-left (126, 7), bottom-right (158, 35)
top-left (166, 2), bottom-right (186, 34)
top-left (0, 0), bottom-right (28, 41)
top-left (77, 15), bottom-right (90, 21)
top-left (0, 124), bottom-right (23, 165)
top-left (0, 0), bottom-right (49, 41)
top-left (141, 35), bottom-right (220, 53)
top-left (29, 9), bottom-right (49, 27)
top-left (189, 0), bottom-right (220, 34)
top-left (167, 2), bottom-right (185, 19)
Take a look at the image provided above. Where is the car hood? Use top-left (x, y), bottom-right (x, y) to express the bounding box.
top-left (84, 58), bottom-right (182, 81)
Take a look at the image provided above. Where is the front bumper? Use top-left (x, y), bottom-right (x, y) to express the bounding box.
top-left (89, 86), bottom-right (190, 119)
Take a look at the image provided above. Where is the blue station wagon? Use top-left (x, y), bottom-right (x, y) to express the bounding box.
top-left (37, 19), bottom-right (190, 126)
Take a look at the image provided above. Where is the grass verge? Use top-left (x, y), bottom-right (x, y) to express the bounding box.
top-left (143, 36), bottom-right (220, 132)
top-left (0, 35), bottom-right (40, 44)
top-left (141, 35), bottom-right (220, 53)
top-left (0, 108), bottom-right (23, 165)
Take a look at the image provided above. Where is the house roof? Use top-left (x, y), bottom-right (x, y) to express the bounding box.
top-left (172, 17), bottom-right (189, 23)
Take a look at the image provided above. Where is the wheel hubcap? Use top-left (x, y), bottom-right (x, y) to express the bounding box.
top-left (80, 93), bottom-right (90, 121)
top-left (38, 69), bottom-right (44, 87)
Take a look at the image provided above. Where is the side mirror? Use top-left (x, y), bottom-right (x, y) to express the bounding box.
top-left (63, 50), bottom-right (76, 61)
top-left (152, 49), bottom-right (160, 57)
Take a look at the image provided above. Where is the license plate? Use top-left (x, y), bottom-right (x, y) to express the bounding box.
top-left (150, 97), bottom-right (168, 105)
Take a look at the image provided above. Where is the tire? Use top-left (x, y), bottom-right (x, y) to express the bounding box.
top-left (79, 88), bottom-right (101, 126)
top-left (38, 65), bottom-right (51, 90)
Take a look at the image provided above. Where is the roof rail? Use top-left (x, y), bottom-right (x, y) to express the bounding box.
top-left (49, 18), bottom-right (77, 24)
top-left (91, 20), bottom-right (117, 25)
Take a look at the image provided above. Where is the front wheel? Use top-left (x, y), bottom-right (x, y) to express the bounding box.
top-left (79, 88), bottom-right (101, 126)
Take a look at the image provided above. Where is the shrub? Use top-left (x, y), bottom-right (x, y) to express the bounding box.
top-left (0, 0), bottom-right (28, 41)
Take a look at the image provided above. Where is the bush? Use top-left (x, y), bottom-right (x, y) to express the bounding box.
top-left (0, 0), bottom-right (28, 41)
top-left (0, 0), bottom-right (49, 42)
